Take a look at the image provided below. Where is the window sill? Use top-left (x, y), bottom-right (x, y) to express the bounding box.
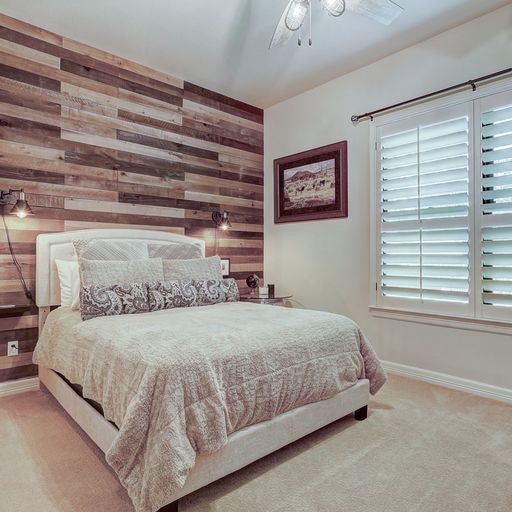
top-left (369, 306), bottom-right (512, 336)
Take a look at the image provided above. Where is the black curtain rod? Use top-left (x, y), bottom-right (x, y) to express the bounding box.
top-left (351, 66), bottom-right (512, 123)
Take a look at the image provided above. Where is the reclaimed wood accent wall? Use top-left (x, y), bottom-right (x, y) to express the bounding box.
top-left (0, 13), bottom-right (264, 383)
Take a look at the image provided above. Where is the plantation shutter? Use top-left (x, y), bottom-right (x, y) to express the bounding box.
top-left (480, 91), bottom-right (512, 315)
top-left (378, 105), bottom-right (472, 313)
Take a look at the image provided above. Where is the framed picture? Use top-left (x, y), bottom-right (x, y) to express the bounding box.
top-left (274, 141), bottom-right (348, 224)
top-left (220, 258), bottom-right (230, 277)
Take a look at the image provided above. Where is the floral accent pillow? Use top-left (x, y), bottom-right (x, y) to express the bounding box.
top-left (147, 279), bottom-right (198, 311)
top-left (195, 278), bottom-right (240, 306)
top-left (80, 283), bottom-right (149, 321)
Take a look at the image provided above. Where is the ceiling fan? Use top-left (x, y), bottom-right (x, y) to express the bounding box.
top-left (270, 0), bottom-right (404, 48)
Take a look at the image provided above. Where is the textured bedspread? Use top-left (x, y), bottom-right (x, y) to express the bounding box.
top-left (34, 302), bottom-right (385, 512)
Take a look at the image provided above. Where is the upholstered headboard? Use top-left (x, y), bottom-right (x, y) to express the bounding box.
top-left (35, 229), bottom-right (205, 308)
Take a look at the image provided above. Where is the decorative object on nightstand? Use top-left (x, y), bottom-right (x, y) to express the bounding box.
top-left (246, 274), bottom-right (260, 296)
top-left (1, 188), bottom-right (36, 305)
top-left (240, 293), bottom-right (293, 307)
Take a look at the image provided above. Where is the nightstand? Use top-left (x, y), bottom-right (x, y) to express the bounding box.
top-left (240, 294), bottom-right (292, 307)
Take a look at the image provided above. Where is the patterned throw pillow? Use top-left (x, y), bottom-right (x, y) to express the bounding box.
top-left (147, 279), bottom-right (198, 311)
top-left (162, 255), bottom-right (223, 281)
top-left (195, 278), bottom-right (240, 306)
top-left (80, 283), bottom-right (149, 321)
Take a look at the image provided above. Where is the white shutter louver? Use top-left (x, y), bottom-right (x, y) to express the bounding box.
top-left (480, 100), bottom-right (512, 309)
top-left (379, 113), bottom-right (471, 307)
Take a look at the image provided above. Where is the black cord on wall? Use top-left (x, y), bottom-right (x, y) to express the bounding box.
top-left (1, 206), bottom-right (35, 305)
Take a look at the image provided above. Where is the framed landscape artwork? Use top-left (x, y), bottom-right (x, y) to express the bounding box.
top-left (274, 141), bottom-right (348, 223)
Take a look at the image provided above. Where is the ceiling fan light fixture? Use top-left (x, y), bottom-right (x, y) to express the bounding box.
top-left (320, 0), bottom-right (346, 17)
top-left (285, 0), bottom-right (309, 31)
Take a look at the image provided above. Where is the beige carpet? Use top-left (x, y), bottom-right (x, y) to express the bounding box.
top-left (1, 375), bottom-right (511, 512)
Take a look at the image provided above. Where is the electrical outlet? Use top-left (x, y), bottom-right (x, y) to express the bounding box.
top-left (7, 340), bottom-right (18, 356)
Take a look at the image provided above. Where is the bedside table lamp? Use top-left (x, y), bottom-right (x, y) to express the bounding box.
top-left (1, 188), bottom-right (35, 304)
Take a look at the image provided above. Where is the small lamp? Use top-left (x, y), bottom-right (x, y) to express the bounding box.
top-left (10, 190), bottom-right (34, 219)
top-left (212, 211), bottom-right (232, 231)
top-left (0, 189), bottom-right (34, 219)
top-left (0, 188), bottom-right (35, 304)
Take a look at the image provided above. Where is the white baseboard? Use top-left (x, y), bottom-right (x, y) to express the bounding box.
top-left (381, 360), bottom-right (512, 405)
top-left (0, 377), bottom-right (40, 398)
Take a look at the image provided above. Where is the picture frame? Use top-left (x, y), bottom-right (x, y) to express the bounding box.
top-left (274, 141), bottom-right (348, 224)
top-left (220, 258), bottom-right (230, 277)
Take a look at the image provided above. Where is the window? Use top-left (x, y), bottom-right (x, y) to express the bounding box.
top-left (372, 84), bottom-right (512, 323)
top-left (478, 90), bottom-right (512, 320)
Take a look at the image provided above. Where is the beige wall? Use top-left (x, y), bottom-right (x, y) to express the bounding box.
top-left (264, 5), bottom-right (512, 390)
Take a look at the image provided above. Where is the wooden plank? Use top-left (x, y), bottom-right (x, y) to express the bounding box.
top-left (0, 363), bottom-right (37, 381)
top-left (183, 99), bottom-right (264, 133)
top-left (61, 37), bottom-right (184, 89)
top-left (64, 220), bottom-right (185, 235)
top-left (0, 152), bottom-right (117, 181)
top-left (61, 59), bottom-right (183, 107)
top-left (0, 12), bottom-right (63, 46)
top-left (0, 62), bottom-right (60, 91)
top-left (0, 315), bottom-right (37, 331)
top-left (183, 82), bottom-right (263, 124)
top-left (0, 49), bottom-right (118, 97)
top-left (0, 176), bottom-right (118, 201)
top-left (61, 83), bottom-right (183, 125)
top-left (184, 191), bottom-right (263, 210)
top-left (0, 352), bottom-right (34, 370)
top-left (0, 38), bottom-right (60, 68)
top-left (64, 198), bottom-right (185, 219)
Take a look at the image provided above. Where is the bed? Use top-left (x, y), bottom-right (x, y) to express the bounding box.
top-left (33, 229), bottom-right (385, 512)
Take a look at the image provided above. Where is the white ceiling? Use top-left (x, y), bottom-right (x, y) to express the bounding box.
top-left (0, 0), bottom-right (509, 107)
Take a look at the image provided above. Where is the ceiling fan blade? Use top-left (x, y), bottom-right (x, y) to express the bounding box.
top-left (345, 0), bottom-right (403, 25)
top-left (320, 0), bottom-right (346, 17)
top-left (269, 0), bottom-right (309, 49)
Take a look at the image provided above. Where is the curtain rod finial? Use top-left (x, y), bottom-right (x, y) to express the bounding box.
top-left (351, 115), bottom-right (359, 123)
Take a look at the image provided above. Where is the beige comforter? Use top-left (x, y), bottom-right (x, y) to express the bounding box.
top-left (34, 302), bottom-right (385, 512)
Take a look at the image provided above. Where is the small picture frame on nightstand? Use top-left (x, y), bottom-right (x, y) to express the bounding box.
top-left (220, 258), bottom-right (230, 277)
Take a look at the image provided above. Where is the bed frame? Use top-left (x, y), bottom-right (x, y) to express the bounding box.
top-left (36, 228), bottom-right (370, 512)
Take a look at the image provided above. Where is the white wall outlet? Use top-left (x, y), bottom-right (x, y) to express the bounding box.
top-left (7, 340), bottom-right (18, 357)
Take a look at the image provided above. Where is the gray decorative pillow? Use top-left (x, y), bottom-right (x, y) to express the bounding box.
top-left (79, 258), bottom-right (164, 287)
top-left (148, 242), bottom-right (203, 260)
top-left (147, 279), bottom-right (198, 311)
top-left (195, 278), bottom-right (240, 306)
top-left (73, 239), bottom-right (148, 260)
top-left (80, 283), bottom-right (149, 321)
top-left (162, 255), bottom-right (222, 281)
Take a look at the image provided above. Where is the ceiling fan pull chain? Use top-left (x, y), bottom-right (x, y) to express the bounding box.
top-left (309, 1), bottom-right (312, 46)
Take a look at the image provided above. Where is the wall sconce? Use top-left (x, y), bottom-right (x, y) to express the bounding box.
top-left (1, 188), bottom-right (35, 304)
top-left (212, 211), bottom-right (232, 231)
top-left (0, 189), bottom-right (34, 219)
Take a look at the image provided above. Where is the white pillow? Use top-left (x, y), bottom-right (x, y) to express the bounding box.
top-left (55, 259), bottom-right (80, 309)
